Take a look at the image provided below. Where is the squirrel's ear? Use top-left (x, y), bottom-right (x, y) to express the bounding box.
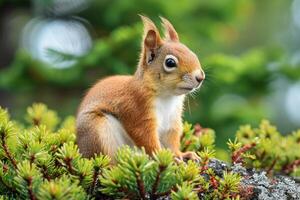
top-left (160, 16), bottom-right (179, 42)
top-left (140, 15), bottom-right (162, 49)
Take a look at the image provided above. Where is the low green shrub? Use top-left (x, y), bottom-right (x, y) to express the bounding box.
top-left (0, 103), bottom-right (299, 199)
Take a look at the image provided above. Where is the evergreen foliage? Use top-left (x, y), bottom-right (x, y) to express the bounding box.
top-left (1, 1), bottom-right (299, 142)
top-left (0, 103), bottom-right (299, 199)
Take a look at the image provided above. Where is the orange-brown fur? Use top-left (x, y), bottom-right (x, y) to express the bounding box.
top-left (76, 16), bottom-right (205, 161)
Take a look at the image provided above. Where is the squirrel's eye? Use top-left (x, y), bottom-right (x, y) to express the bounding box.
top-left (165, 58), bottom-right (176, 68)
top-left (163, 55), bottom-right (178, 72)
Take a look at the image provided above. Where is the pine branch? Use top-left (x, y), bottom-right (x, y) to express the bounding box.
top-left (64, 157), bottom-right (75, 175)
top-left (1, 134), bottom-right (17, 169)
top-left (150, 165), bottom-right (167, 200)
top-left (194, 186), bottom-right (205, 193)
top-left (136, 172), bottom-right (146, 200)
top-left (119, 186), bottom-right (136, 199)
top-left (210, 175), bottom-right (219, 189)
top-left (29, 155), bottom-right (35, 164)
top-left (154, 189), bottom-right (173, 198)
top-left (39, 165), bottom-right (51, 181)
top-left (152, 185), bottom-right (177, 199)
top-left (258, 150), bottom-right (266, 161)
top-left (89, 168), bottom-right (100, 195)
top-left (266, 157), bottom-right (278, 175)
top-left (231, 143), bottom-right (256, 164)
top-left (78, 173), bottom-right (85, 186)
top-left (282, 159), bottom-right (300, 174)
top-left (0, 173), bottom-right (16, 193)
top-left (26, 177), bottom-right (36, 200)
top-left (200, 157), bottom-right (209, 174)
top-left (32, 118), bottom-right (40, 126)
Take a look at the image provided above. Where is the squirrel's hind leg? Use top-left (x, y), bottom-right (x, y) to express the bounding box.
top-left (76, 112), bottom-right (134, 161)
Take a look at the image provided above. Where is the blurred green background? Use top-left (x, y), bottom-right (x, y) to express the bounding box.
top-left (0, 0), bottom-right (299, 148)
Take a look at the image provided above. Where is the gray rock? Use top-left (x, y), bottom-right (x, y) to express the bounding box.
top-left (208, 158), bottom-right (229, 177)
top-left (230, 162), bottom-right (300, 200)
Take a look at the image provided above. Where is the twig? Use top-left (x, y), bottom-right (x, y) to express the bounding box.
top-left (153, 190), bottom-right (172, 198)
top-left (40, 165), bottom-right (51, 181)
top-left (1, 134), bottom-right (17, 169)
top-left (89, 168), bottom-right (100, 194)
top-left (150, 165), bottom-right (166, 200)
top-left (266, 157), bottom-right (278, 175)
top-left (119, 186), bottom-right (136, 199)
top-left (200, 156), bottom-right (209, 174)
top-left (232, 143), bottom-right (256, 164)
top-left (210, 175), bottom-right (218, 189)
top-left (194, 186), bottom-right (205, 193)
top-left (32, 118), bottom-right (40, 126)
top-left (153, 185), bottom-right (177, 198)
top-left (282, 159), bottom-right (300, 174)
top-left (64, 157), bottom-right (75, 175)
top-left (136, 172), bottom-right (146, 200)
top-left (29, 155), bottom-right (35, 165)
top-left (26, 177), bottom-right (36, 200)
top-left (78, 173), bottom-right (85, 186)
top-left (259, 150), bottom-right (266, 161)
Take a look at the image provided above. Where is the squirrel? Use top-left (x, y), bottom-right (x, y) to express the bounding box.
top-left (76, 16), bottom-right (205, 162)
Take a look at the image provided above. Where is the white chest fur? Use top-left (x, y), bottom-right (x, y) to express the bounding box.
top-left (154, 95), bottom-right (184, 136)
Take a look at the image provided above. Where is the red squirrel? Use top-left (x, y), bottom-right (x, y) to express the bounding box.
top-left (76, 16), bottom-right (205, 162)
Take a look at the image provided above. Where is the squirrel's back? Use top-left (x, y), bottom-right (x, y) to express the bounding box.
top-left (76, 74), bottom-right (157, 158)
top-left (78, 75), bottom-right (133, 113)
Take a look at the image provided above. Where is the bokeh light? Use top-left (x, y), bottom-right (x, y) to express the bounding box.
top-left (292, 0), bottom-right (300, 28)
top-left (285, 82), bottom-right (300, 124)
top-left (21, 18), bottom-right (92, 69)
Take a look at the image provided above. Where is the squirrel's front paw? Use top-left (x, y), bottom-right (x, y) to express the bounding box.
top-left (175, 151), bottom-right (200, 162)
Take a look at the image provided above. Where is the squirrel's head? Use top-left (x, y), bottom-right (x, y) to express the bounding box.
top-left (137, 16), bottom-right (205, 96)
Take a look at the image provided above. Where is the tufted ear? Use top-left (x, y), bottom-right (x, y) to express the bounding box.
top-left (139, 15), bottom-right (162, 65)
top-left (160, 16), bottom-right (179, 42)
top-left (140, 15), bottom-right (162, 49)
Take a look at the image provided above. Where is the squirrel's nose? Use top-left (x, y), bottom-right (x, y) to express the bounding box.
top-left (194, 70), bottom-right (205, 84)
top-left (195, 75), bottom-right (203, 83)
